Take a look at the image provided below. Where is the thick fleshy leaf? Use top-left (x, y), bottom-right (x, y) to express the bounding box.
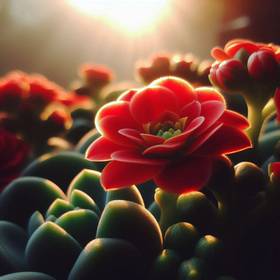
top-left (111, 150), bottom-right (167, 165)
top-left (180, 100), bottom-right (201, 118)
top-left (194, 125), bottom-right (252, 155)
top-left (151, 77), bottom-right (196, 107)
top-left (196, 101), bottom-right (225, 135)
top-left (195, 87), bottom-right (225, 104)
top-left (129, 85), bottom-right (178, 124)
top-left (219, 109), bottom-right (250, 129)
top-left (117, 89), bottom-right (138, 102)
top-left (101, 161), bottom-right (163, 190)
top-left (118, 128), bottom-right (145, 145)
top-left (86, 137), bottom-right (123, 161)
top-left (154, 157), bottom-right (213, 193)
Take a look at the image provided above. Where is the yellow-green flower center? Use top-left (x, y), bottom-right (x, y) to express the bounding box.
top-left (156, 127), bottom-right (182, 139)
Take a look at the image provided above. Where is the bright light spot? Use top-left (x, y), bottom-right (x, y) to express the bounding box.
top-left (68, 0), bottom-right (168, 34)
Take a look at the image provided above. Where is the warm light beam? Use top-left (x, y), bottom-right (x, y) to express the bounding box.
top-left (68, 0), bottom-right (168, 34)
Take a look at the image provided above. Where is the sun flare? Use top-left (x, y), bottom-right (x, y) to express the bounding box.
top-left (68, 0), bottom-right (168, 34)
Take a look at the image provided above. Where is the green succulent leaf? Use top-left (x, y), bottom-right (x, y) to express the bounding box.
top-left (96, 200), bottom-right (163, 262)
top-left (67, 169), bottom-right (105, 210)
top-left (0, 177), bottom-right (65, 227)
top-left (68, 238), bottom-right (143, 280)
top-left (22, 152), bottom-right (98, 192)
top-left (0, 221), bottom-right (27, 275)
top-left (25, 222), bottom-right (82, 279)
top-left (55, 209), bottom-right (99, 247)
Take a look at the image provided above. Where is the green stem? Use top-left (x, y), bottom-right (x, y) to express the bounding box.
top-left (154, 188), bottom-right (178, 234)
top-left (245, 100), bottom-right (264, 148)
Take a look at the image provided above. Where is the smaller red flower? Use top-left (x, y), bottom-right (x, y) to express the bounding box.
top-left (79, 64), bottom-right (113, 89)
top-left (0, 129), bottom-right (29, 191)
top-left (0, 78), bottom-right (25, 110)
top-left (86, 77), bottom-right (251, 194)
top-left (137, 53), bottom-right (212, 86)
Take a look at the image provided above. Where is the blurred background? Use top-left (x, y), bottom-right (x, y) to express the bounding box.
top-left (0, 0), bottom-right (279, 87)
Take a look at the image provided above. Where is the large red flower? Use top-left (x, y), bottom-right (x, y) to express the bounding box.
top-left (86, 77), bottom-right (251, 194)
top-left (0, 129), bottom-right (29, 191)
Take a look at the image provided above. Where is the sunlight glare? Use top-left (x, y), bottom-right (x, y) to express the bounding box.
top-left (68, 0), bottom-right (168, 34)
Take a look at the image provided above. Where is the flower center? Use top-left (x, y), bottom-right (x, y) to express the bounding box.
top-left (143, 117), bottom-right (187, 140)
top-left (156, 127), bottom-right (182, 139)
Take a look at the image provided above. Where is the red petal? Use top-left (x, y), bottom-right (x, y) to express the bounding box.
top-left (195, 87), bottom-right (225, 104)
top-left (118, 128), bottom-right (145, 145)
top-left (193, 125), bottom-right (252, 155)
top-left (86, 137), bottom-right (123, 161)
top-left (274, 88), bottom-right (280, 122)
top-left (196, 100), bottom-right (225, 135)
top-left (219, 110), bottom-right (250, 129)
top-left (117, 89), bottom-right (138, 102)
top-left (270, 162), bottom-right (280, 177)
top-left (96, 101), bottom-right (140, 146)
top-left (180, 100), bottom-right (201, 118)
top-left (211, 47), bottom-right (230, 61)
top-left (186, 123), bottom-right (223, 154)
top-left (101, 161), bottom-right (163, 190)
top-left (165, 116), bottom-right (205, 144)
top-left (143, 142), bottom-right (182, 156)
top-left (150, 77), bottom-right (196, 107)
top-left (154, 157), bottom-right (213, 194)
top-left (140, 133), bottom-right (164, 145)
top-left (226, 41), bottom-right (259, 57)
top-left (130, 85), bottom-right (178, 124)
top-left (111, 150), bottom-right (168, 165)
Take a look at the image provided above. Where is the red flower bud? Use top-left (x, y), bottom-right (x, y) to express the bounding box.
top-left (247, 50), bottom-right (279, 82)
top-left (79, 64), bottom-right (113, 88)
top-left (210, 59), bottom-right (247, 91)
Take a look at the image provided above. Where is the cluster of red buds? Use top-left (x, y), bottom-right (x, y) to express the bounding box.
top-left (210, 39), bottom-right (280, 95)
top-left (136, 53), bottom-right (212, 86)
top-left (210, 39), bottom-right (280, 146)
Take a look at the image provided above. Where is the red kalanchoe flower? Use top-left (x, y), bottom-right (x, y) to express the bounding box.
top-left (79, 64), bottom-right (113, 89)
top-left (0, 129), bottom-right (29, 191)
top-left (86, 77), bottom-right (251, 194)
